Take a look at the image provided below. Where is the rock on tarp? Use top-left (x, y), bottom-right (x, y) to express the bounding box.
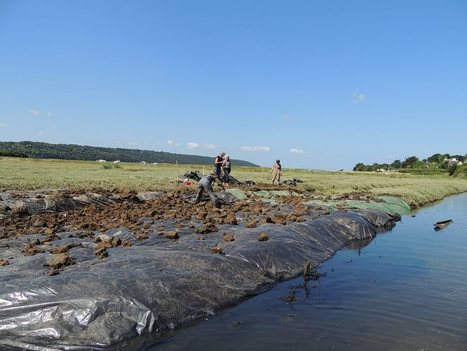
top-left (0, 209), bottom-right (396, 351)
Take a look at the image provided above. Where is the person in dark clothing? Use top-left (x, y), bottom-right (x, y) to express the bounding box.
top-left (195, 173), bottom-right (225, 208)
top-left (214, 152), bottom-right (225, 179)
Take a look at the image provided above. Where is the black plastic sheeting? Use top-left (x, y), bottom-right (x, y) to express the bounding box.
top-left (0, 191), bottom-right (120, 217)
top-left (0, 207), bottom-right (395, 350)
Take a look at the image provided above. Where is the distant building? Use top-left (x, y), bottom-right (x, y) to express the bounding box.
top-left (447, 158), bottom-right (462, 167)
top-left (113, 160), bottom-right (120, 163)
top-left (140, 161), bottom-right (147, 165)
top-left (96, 159), bottom-right (107, 163)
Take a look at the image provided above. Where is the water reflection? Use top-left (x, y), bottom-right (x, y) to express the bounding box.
top-left (345, 236), bottom-right (374, 251)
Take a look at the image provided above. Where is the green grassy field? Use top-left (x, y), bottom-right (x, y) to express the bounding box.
top-left (1, 157), bottom-right (467, 207)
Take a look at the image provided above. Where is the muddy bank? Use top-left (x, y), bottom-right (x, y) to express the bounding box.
top-left (0, 188), bottom-right (398, 350)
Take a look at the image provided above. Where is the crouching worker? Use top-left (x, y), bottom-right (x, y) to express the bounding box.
top-left (195, 173), bottom-right (225, 208)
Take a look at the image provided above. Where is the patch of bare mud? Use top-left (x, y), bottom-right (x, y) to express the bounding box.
top-left (0, 187), bottom-right (329, 274)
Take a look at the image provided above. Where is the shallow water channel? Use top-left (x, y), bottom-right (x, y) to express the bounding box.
top-left (147, 193), bottom-right (467, 351)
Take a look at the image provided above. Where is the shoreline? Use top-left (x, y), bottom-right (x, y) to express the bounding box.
top-left (0, 187), bottom-right (457, 350)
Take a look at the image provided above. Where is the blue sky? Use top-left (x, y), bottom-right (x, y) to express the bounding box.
top-left (1, 0), bottom-right (466, 170)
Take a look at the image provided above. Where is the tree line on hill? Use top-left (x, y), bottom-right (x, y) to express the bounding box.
top-left (353, 153), bottom-right (467, 176)
top-left (0, 141), bottom-right (258, 167)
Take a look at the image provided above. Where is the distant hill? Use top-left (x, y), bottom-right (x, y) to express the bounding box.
top-left (0, 141), bottom-right (259, 167)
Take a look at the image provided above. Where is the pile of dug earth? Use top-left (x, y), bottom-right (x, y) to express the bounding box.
top-left (0, 186), bottom-right (399, 350)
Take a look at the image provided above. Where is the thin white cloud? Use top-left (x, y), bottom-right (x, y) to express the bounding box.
top-left (352, 93), bottom-right (367, 103)
top-left (167, 140), bottom-right (179, 147)
top-left (29, 109), bottom-right (53, 117)
top-left (187, 142), bottom-right (200, 150)
top-left (241, 146), bottom-right (270, 152)
top-left (0, 122), bottom-right (7, 128)
top-left (127, 141), bottom-right (138, 146)
top-left (37, 131), bottom-right (44, 135)
top-left (29, 109), bottom-right (42, 116)
top-left (289, 148), bottom-right (304, 153)
top-left (186, 142), bottom-right (216, 150)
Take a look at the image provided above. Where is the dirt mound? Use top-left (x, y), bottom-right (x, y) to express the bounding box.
top-left (0, 188), bottom-right (397, 350)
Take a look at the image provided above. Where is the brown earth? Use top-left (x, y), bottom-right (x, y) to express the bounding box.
top-left (0, 187), bottom-right (313, 238)
top-left (0, 186), bottom-right (330, 274)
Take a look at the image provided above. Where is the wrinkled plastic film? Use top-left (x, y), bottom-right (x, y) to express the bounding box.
top-left (1, 204), bottom-right (396, 350)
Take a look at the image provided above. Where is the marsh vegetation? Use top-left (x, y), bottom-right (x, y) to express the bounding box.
top-left (1, 157), bottom-right (467, 207)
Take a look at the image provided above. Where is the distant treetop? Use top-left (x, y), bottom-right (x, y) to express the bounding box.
top-left (0, 141), bottom-right (259, 167)
top-left (353, 153), bottom-right (466, 177)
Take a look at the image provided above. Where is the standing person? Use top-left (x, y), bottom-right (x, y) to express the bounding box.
top-left (214, 152), bottom-right (225, 179)
top-left (195, 173), bottom-right (225, 208)
top-left (222, 155), bottom-right (231, 184)
top-left (271, 159), bottom-right (282, 185)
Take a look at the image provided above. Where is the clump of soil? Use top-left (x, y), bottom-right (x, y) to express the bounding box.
top-left (196, 223), bottom-right (218, 234)
top-left (45, 253), bottom-right (75, 275)
top-left (165, 231), bottom-right (179, 240)
top-left (223, 233), bottom-right (235, 242)
top-left (51, 243), bottom-right (82, 254)
top-left (211, 246), bottom-right (223, 254)
top-left (22, 240), bottom-right (45, 256)
top-left (245, 220), bottom-right (257, 228)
